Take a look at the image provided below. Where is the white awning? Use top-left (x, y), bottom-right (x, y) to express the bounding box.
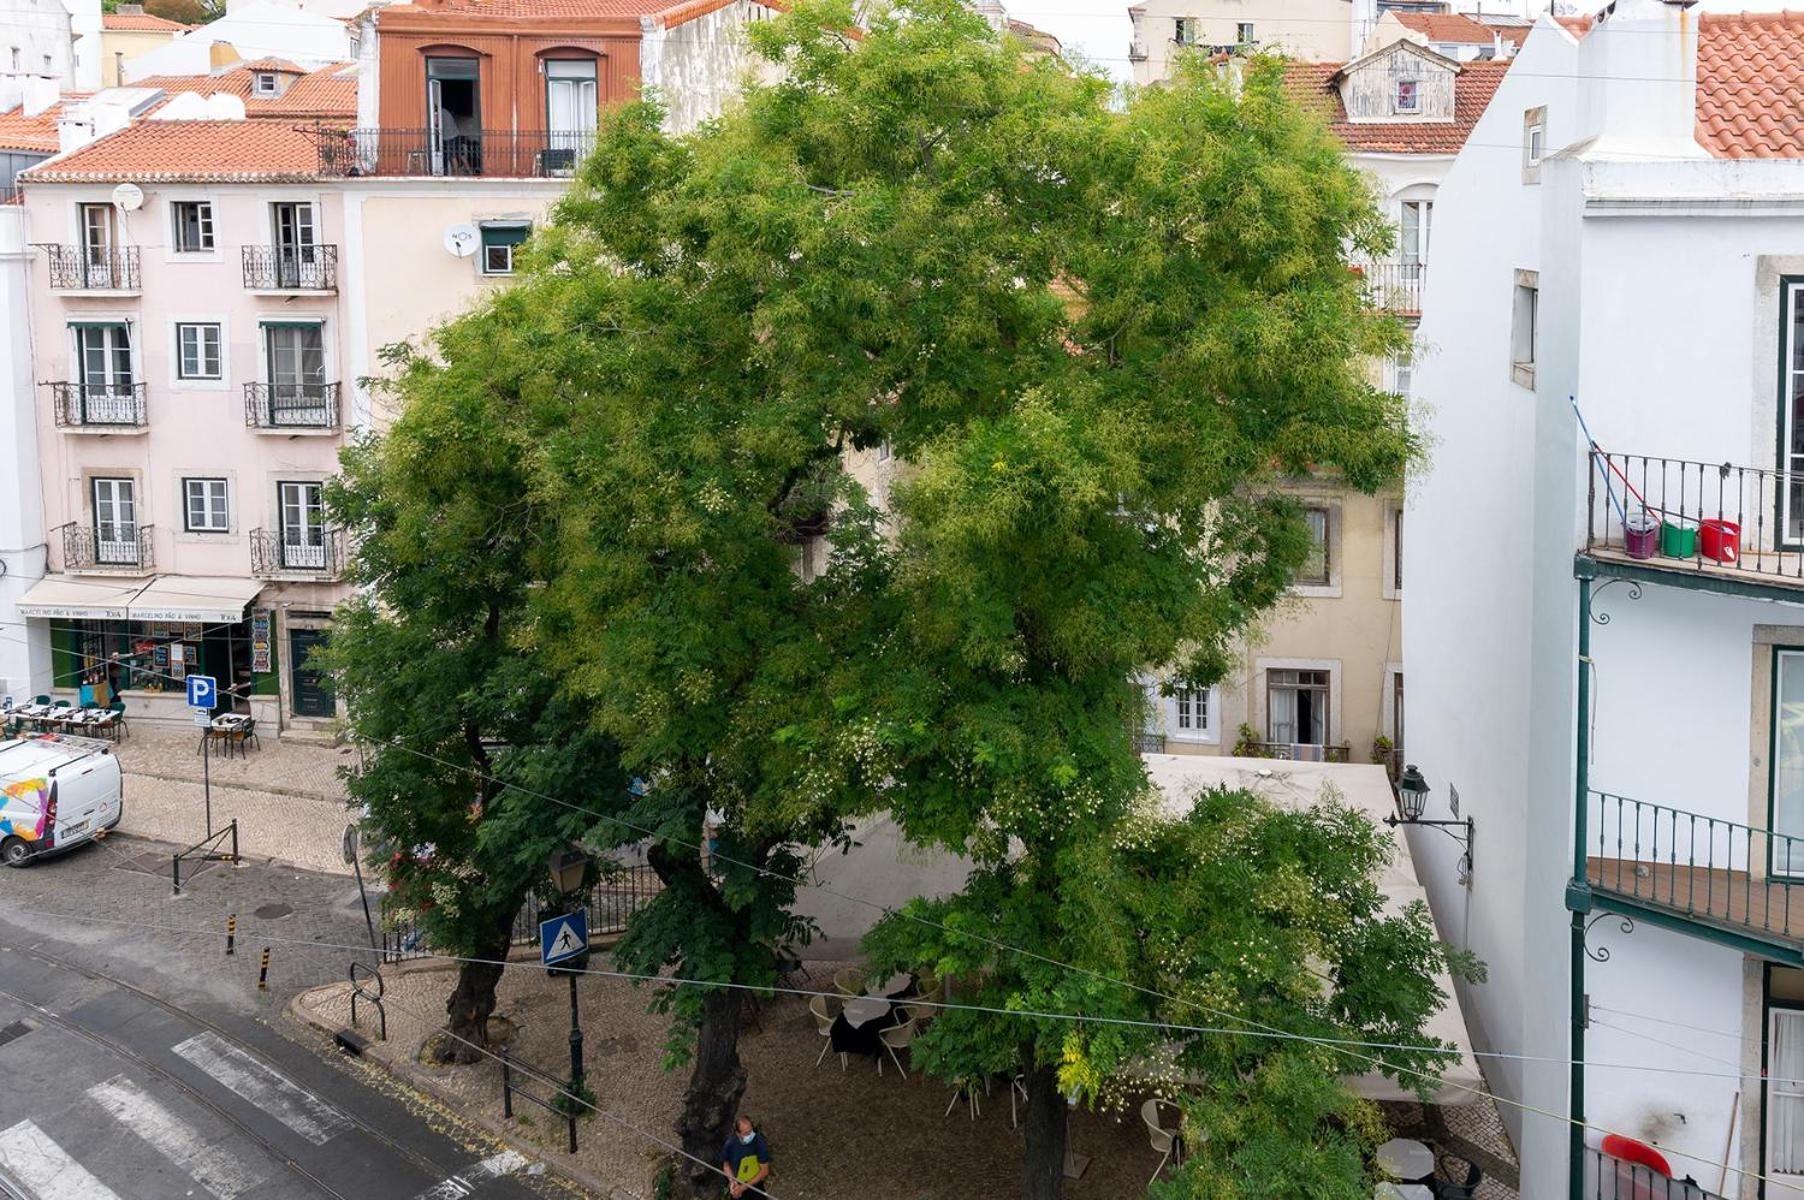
top-left (15, 575), bottom-right (150, 620)
top-left (127, 576), bottom-right (264, 625)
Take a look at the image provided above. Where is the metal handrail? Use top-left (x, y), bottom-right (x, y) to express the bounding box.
top-left (60, 521), bottom-right (154, 571)
top-left (318, 127), bottom-right (597, 179)
top-left (45, 244), bottom-right (140, 290)
top-left (1587, 790), bottom-right (1804, 941)
top-left (49, 381), bottom-right (147, 428)
top-left (1242, 741), bottom-right (1351, 763)
top-left (380, 864), bottom-right (664, 961)
top-left (249, 527), bottom-right (345, 577)
top-left (1583, 1146), bottom-right (1724, 1198)
top-left (243, 381), bottom-right (340, 430)
top-left (241, 244), bottom-right (338, 290)
top-left (1585, 448), bottom-right (1804, 581)
top-left (1352, 260), bottom-right (1426, 313)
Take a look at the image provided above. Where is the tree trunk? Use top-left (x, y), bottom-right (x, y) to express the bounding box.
top-left (431, 905), bottom-right (517, 1065)
top-left (1020, 1054), bottom-right (1068, 1200)
top-left (678, 986), bottom-right (747, 1197)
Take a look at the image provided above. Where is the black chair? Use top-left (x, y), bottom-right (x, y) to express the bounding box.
top-left (1431, 1152), bottom-right (1482, 1200)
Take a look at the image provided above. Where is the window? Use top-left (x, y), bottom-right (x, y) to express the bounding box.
top-left (1297, 505), bottom-right (1330, 586)
top-left (1172, 686), bottom-right (1211, 740)
top-left (1174, 16), bottom-right (1198, 44)
top-left (184, 478), bottom-right (229, 532)
top-left (1400, 200), bottom-right (1431, 268)
top-left (279, 481), bottom-right (327, 569)
top-left (263, 322), bottom-right (327, 423)
top-left (1267, 668), bottom-right (1330, 746)
top-left (545, 58), bottom-right (598, 172)
top-left (1780, 280), bottom-right (1804, 541)
top-left (1511, 269), bottom-right (1538, 388)
top-left (1389, 355), bottom-right (1413, 399)
top-left (170, 200), bottom-right (213, 252)
top-left (253, 72), bottom-right (278, 97)
top-left (479, 222), bottom-right (530, 275)
top-left (1395, 79), bottom-right (1419, 113)
top-left (1774, 651), bottom-right (1804, 877)
top-left (176, 322), bottom-right (221, 380)
top-left (1523, 106), bottom-right (1547, 182)
top-left (91, 477), bottom-right (138, 564)
top-left (1235, 21), bottom-right (1254, 45)
top-left (1392, 507), bottom-right (1404, 592)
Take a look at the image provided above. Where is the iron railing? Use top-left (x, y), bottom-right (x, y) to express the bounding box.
top-left (1354, 261), bottom-right (1426, 314)
top-left (49, 381), bottom-right (146, 429)
top-left (1583, 1146), bottom-right (1724, 1199)
top-left (46, 244), bottom-right (139, 290)
top-left (1587, 791), bottom-right (1804, 945)
top-left (250, 527), bottom-right (344, 577)
top-left (318, 127), bottom-right (597, 179)
top-left (242, 244), bottom-right (338, 291)
top-left (244, 381), bottom-right (339, 430)
top-left (1584, 449), bottom-right (1804, 584)
top-left (380, 864), bottom-right (664, 961)
top-left (61, 521), bottom-right (153, 571)
top-left (1243, 741), bottom-right (1351, 763)
top-left (1134, 732), bottom-right (1167, 754)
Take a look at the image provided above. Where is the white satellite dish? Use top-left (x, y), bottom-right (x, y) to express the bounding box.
top-left (111, 182), bottom-right (144, 211)
top-left (443, 224), bottom-right (478, 258)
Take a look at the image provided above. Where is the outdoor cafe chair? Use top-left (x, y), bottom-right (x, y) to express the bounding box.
top-left (809, 994), bottom-right (846, 1071)
top-left (832, 967), bottom-right (868, 997)
top-left (1142, 1098), bottom-right (1184, 1185)
top-left (877, 1014), bottom-right (918, 1080)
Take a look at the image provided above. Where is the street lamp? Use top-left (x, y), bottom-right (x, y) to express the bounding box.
top-left (548, 844), bottom-right (591, 1105)
top-left (1384, 764), bottom-right (1475, 883)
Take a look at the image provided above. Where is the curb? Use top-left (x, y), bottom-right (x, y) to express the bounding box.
top-left (122, 766), bottom-right (348, 805)
top-left (286, 984), bottom-right (646, 1200)
top-left (105, 831), bottom-right (353, 881)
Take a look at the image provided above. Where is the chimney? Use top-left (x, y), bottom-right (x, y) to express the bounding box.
top-left (116, 2), bottom-right (145, 11)
top-left (21, 75), bottom-right (60, 116)
top-left (1576, 0), bottom-right (1707, 158)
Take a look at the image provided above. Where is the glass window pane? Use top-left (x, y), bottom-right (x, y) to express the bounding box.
top-left (1776, 652), bottom-right (1804, 875)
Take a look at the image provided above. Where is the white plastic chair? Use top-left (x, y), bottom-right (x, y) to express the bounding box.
top-left (1142, 1098), bottom-right (1184, 1185)
top-left (809, 993), bottom-right (846, 1071)
top-left (832, 967), bottom-right (868, 997)
top-left (878, 1014), bottom-right (917, 1079)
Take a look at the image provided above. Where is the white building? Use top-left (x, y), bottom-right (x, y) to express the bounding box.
top-left (0, 201), bottom-right (49, 705)
top-left (0, 0), bottom-right (102, 108)
top-left (1409, 4), bottom-right (1804, 1196)
top-left (121, 0), bottom-right (356, 82)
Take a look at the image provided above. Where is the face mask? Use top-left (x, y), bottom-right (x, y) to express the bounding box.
top-left (740, 1132), bottom-right (755, 1144)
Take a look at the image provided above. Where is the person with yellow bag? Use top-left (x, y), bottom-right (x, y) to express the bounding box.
top-left (720, 1114), bottom-right (771, 1198)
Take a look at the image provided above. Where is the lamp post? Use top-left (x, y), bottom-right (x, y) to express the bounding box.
top-left (548, 845), bottom-right (590, 1101)
top-left (1384, 764), bottom-right (1475, 882)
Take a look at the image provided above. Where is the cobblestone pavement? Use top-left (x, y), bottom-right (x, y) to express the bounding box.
top-left (108, 726), bottom-right (356, 876)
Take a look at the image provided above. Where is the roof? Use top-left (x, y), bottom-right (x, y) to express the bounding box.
top-left (1389, 11), bottom-right (1496, 44)
top-left (130, 62), bottom-right (357, 119)
top-left (0, 97), bottom-right (85, 153)
top-left (1472, 13), bottom-right (1532, 48)
top-left (1285, 58), bottom-right (1511, 155)
top-left (1695, 11), bottom-right (1804, 159)
top-left (20, 119), bottom-right (329, 182)
top-left (378, 0), bottom-right (777, 27)
top-left (101, 11), bottom-right (191, 30)
top-left (236, 56), bottom-right (307, 73)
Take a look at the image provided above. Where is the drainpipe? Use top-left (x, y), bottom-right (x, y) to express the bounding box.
top-left (1567, 574), bottom-right (1593, 1200)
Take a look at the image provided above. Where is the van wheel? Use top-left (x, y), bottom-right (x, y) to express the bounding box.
top-left (1, 838), bottom-right (30, 868)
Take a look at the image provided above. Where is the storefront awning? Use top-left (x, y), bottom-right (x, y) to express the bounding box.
top-left (127, 576), bottom-right (264, 625)
top-left (15, 574), bottom-right (151, 620)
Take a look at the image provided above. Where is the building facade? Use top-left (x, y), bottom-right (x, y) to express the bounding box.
top-left (1409, 5), bottom-right (1804, 1195)
top-left (98, 8), bottom-right (190, 87)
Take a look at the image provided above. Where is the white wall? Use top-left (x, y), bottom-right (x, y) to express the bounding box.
top-left (0, 204), bottom-right (50, 702)
top-left (641, 0), bottom-right (782, 136)
top-left (121, 0), bottom-right (353, 81)
top-left (0, 0), bottom-right (77, 111)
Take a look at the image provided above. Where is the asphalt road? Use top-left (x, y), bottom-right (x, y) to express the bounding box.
top-left (0, 834), bottom-right (570, 1200)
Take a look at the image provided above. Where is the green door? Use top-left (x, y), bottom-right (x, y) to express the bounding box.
top-left (288, 628), bottom-right (335, 718)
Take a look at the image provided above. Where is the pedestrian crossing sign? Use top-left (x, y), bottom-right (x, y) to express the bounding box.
top-left (539, 910), bottom-right (589, 970)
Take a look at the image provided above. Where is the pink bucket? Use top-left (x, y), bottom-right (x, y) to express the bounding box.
top-left (1623, 512), bottom-right (1658, 560)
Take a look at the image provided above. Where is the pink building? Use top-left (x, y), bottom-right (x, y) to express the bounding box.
top-left (17, 118), bottom-right (351, 734)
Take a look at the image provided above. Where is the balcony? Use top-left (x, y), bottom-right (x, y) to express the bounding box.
top-left (1127, 40), bottom-right (1147, 61)
top-left (1352, 261), bottom-right (1425, 315)
top-left (244, 382), bottom-right (340, 433)
top-left (316, 128), bottom-right (596, 180)
top-left (60, 522), bottom-right (153, 573)
top-left (1583, 449), bottom-right (1804, 597)
top-left (48, 382), bottom-right (147, 432)
top-left (1133, 732), bottom-right (1167, 754)
top-left (250, 527), bottom-right (344, 579)
top-left (1584, 791), bottom-right (1804, 959)
top-left (1241, 741), bottom-right (1351, 763)
top-left (1583, 1145), bottom-right (1723, 1199)
top-left (242, 245), bottom-right (337, 292)
top-left (45, 245), bottom-right (140, 293)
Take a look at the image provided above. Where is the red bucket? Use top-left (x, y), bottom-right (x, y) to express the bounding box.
top-left (1700, 518), bottom-right (1740, 564)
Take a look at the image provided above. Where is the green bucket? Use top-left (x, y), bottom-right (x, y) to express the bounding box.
top-left (1661, 521), bottom-right (1697, 558)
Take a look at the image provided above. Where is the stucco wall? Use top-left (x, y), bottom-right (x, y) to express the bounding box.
top-left (99, 28), bottom-right (182, 87)
top-left (643, 0), bottom-right (783, 135)
top-left (0, 203), bottom-right (50, 701)
top-left (121, 2), bottom-right (354, 82)
top-left (0, 0), bottom-right (77, 110)
top-left (1128, 0), bottom-right (1353, 87)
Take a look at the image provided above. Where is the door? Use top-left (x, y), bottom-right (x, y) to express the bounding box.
top-left (264, 324), bottom-right (326, 423)
top-left (289, 627), bottom-right (335, 718)
top-left (78, 203), bottom-right (115, 287)
top-left (270, 202), bottom-right (317, 287)
top-left (1267, 669), bottom-right (1330, 747)
top-left (1771, 1008), bottom-right (1804, 1186)
top-left (74, 324), bottom-right (132, 422)
top-left (278, 481), bottom-right (325, 569)
top-left (1774, 650), bottom-right (1804, 876)
top-left (1400, 201), bottom-right (1431, 272)
top-left (1785, 281), bottom-right (1804, 542)
top-left (425, 58), bottom-right (480, 176)
top-left (545, 59), bottom-right (597, 173)
top-left (91, 477), bottom-right (137, 565)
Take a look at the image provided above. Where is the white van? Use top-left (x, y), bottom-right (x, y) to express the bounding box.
top-left (0, 734), bottom-right (124, 866)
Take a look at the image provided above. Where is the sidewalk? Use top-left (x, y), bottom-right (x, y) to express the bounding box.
top-left (109, 725), bottom-right (356, 876)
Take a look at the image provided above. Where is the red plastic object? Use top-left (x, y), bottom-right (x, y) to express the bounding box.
top-left (1600, 1134), bottom-right (1672, 1178)
top-left (1699, 519), bottom-right (1740, 564)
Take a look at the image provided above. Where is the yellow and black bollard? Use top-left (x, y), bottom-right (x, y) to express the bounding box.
top-left (226, 914), bottom-right (237, 956)
top-left (257, 946), bottom-right (270, 990)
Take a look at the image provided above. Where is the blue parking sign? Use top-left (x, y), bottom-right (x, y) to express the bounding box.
top-left (186, 675), bottom-right (217, 709)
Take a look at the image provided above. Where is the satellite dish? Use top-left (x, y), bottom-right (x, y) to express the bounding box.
top-left (111, 182), bottom-right (144, 211)
top-left (443, 224), bottom-right (478, 258)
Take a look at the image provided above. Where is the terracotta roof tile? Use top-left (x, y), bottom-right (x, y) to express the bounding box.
top-left (1696, 12), bottom-right (1804, 158)
top-left (236, 56), bottom-right (307, 73)
top-left (382, 0), bottom-right (684, 20)
top-left (132, 62), bottom-right (357, 119)
top-left (0, 99), bottom-right (80, 152)
top-left (1554, 15), bottom-right (1592, 36)
top-left (1285, 59), bottom-right (1511, 155)
top-left (20, 119), bottom-right (331, 182)
top-left (101, 11), bottom-right (191, 30)
top-left (1391, 12), bottom-right (1495, 44)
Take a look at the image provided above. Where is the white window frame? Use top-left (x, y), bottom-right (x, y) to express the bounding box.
top-left (1395, 79), bottom-right (1420, 114)
top-left (1383, 501), bottom-right (1404, 600)
top-left (1256, 657), bottom-right (1342, 749)
top-left (1234, 21), bottom-right (1253, 46)
top-left (1291, 500), bottom-right (1342, 598)
top-left (1780, 280), bottom-right (1804, 545)
top-left (1523, 106), bottom-right (1547, 183)
top-left (1769, 1005), bottom-right (1804, 1182)
top-left (1511, 268), bottom-right (1538, 389)
top-left (1400, 200), bottom-right (1431, 267)
top-left (175, 321), bottom-right (222, 381)
top-left (478, 221), bottom-right (531, 276)
top-left (169, 199), bottom-right (214, 253)
top-left (182, 477), bottom-right (230, 533)
top-left (1174, 15), bottom-right (1198, 44)
top-left (1166, 682), bottom-right (1219, 744)
top-left (253, 71), bottom-right (279, 97)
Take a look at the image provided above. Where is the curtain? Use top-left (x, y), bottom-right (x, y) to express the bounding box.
top-left (1774, 1010), bottom-right (1804, 1174)
top-left (1269, 686), bottom-right (1296, 746)
top-left (1776, 652), bottom-right (1804, 876)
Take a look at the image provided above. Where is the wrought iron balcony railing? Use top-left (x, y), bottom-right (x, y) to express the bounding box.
top-left (1584, 449), bottom-right (1804, 588)
top-left (49, 382), bottom-right (147, 429)
top-left (46, 244), bottom-right (140, 290)
top-left (60, 522), bottom-right (153, 572)
top-left (250, 527), bottom-right (344, 577)
top-left (316, 127), bottom-right (597, 179)
top-left (1583, 1145), bottom-right (1723, 1199)
top-left (1352, 261), bottom-right (1425, 314)
top-left (1587, 791), bottom-right (1804, 952)
top-left (242, 245), bottom-right (338, 291)
top-left (1242, 741), bottom-right (1351, 763)
top-left (244, 382), bottom-right (340, 430)
top-left (1133, 732), bottom-right (1167, 754)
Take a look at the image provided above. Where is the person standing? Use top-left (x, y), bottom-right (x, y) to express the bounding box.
top-left (720, 1114), bottom-right (771, 1198)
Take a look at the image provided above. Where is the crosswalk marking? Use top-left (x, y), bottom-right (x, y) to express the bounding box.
top-left (413, 1150), bottom-right (531, 1199)
top-left (0, 1119), bottom-right (123, 1200)
top-left (172, 1031), bottom-right (351, 1146)
top-left (87, 1075), bottom-right (262, 1200)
